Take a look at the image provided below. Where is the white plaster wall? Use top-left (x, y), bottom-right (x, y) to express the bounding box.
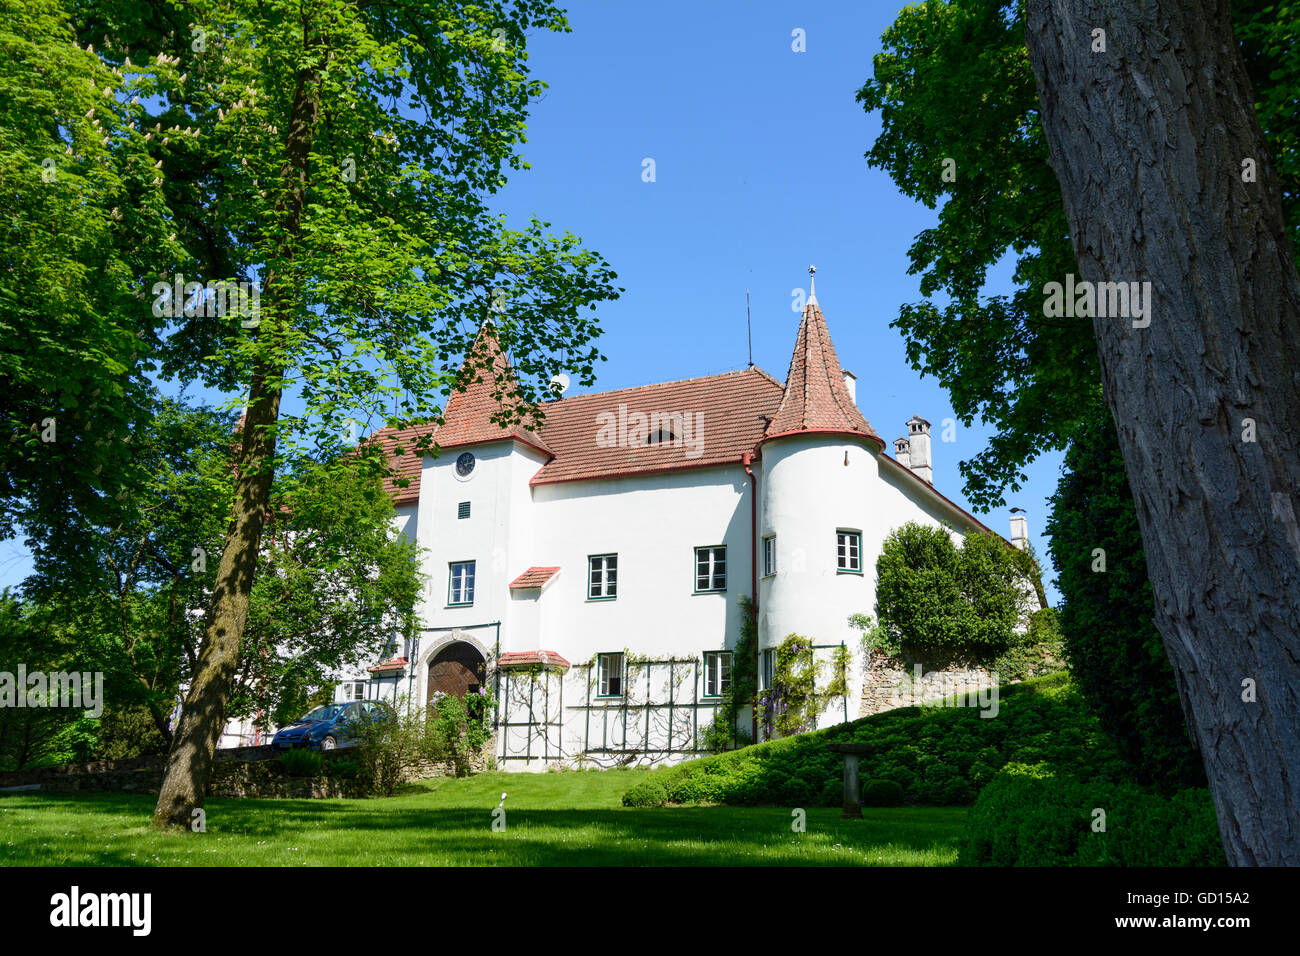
top-left (395, 433), bottom-right (1002, 767)
top-left (757, 437), bottom-right (989, 724)
top-left (408, 441), bottom-right (549, 708)
top-left (757, 435), bottom-right (877, 724)
top-left (528, 464), bottom-right (752, 665)
top-left (392, 502), bottom-right (417, 545)
top-left (529, 465), bottom-right (752, 762)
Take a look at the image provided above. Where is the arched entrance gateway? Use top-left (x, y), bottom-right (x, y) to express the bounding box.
top-left (426, 641), bottom-right (487, 704)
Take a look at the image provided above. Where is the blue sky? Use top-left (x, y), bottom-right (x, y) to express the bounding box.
top-left (487, 2), bottom-right (1065, 599)
top-left (1, 1), bottom-right (1067, 602)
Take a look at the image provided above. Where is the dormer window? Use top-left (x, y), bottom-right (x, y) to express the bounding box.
top-left (646, 428), bottom-right (676, 445)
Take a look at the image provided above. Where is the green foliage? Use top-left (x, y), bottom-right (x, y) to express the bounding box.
top-left (1045, 401), bottom-right (1204, 791)
top-left (873, 522), bottom-right (1038, 660)
top-left (855, 0), bottom-right (1299, 509)
top-left (990, 607), bottom-right (1066, 682)
top-left (4, 0), bottom-right (621, 807)
top-left (698, 595), bottom-right (756, 753)
top-left (350, 690), bottom-right (495, 793)
top-left (14, 400), bottom-right (423, 739)
top-left (244, 457), bottom-right (424, 728)
top-left (861, 778), bottom-right (905, 807)
top-left (352, 697), bottom-right (449, 797)
top-left (623, 673), bottom-right (1125, 808)
top-left (428, 689), bottom-right (496, 777)
top-left (757, 634), bottom-right (846, 740)
top-left (849, 613), bottom-right (898, 658)
top-left (325, 757), bottom-right (361, 779)
top-left (0, 591), bottom-right (99, 770)
top-left (0, 0), bottom-right (182, 538)
top-left (92, 704), bottom-right (170, 761)
top-left (277, 748), bottom-right (323, 778)
top-left (959, 763), bottom-right (1225, 866)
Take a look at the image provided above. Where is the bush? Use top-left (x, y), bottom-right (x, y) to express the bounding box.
top-left (326, 757), bottom-right (361, 779)
top-left (959, 763), bottom-right (1225, 866)
top-left (352, 697), bottom-right (449, 796)
top-left (874, 523), bottom-right (1039, 659)
top-left (622, 778), bottom-right (671, 808)
top-left (621, 673), bottom-right (1126, 808)
top-left (990, 607), bottom-right (1066, 682)
top-left (428, 688), bottom-right (496, 777)
top-left (1045, 400), bottom-right (1204, 791)
top-left (861, 778), bottom-right (904, 807)
top-left (92, 703), bottom-right (171, 761)
top-left (278, 748), bottom-right (323, 777)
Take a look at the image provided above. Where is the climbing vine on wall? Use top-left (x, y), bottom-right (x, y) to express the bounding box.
top-left (758, 634), bottom-right (849, 740)
top-left (698, 595), bottom-right (757, 752)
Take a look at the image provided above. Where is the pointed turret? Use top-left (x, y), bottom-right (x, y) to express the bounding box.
top-left (436, 322), bottom-right (553, 456)
top-left (761, 272), bottom-right (883, 449)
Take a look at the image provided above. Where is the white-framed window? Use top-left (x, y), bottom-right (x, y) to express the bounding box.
top-left (704, 651), bottom-right (732, 697)
top-left (762, 535), bottom-right (776, 577)
top-left (347, 681), bottom-right (366, 701)
top-left (589, 553), bottom-right (618, 599)
top-left (598, 652), bottom-right (624, 697)
top-left (695, 546), bottom-right (727, 592)
top-left (448, 560), bottom-right (476, 605)
top-left (761, 649), bottom-right (776, 690)
top-left (836, 530), bottom-right (862, 573)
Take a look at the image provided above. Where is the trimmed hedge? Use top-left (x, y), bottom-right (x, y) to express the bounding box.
top-left (622, 673), bottom-right (1127, 808)
top-left (861, 778), bottom-right (905, 807)
top-left (960, 763), bottom-right (1225, 866)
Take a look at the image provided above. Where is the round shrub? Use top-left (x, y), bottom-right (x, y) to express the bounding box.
top-left (621, 778), bottom-right (669, 808)
top-left (861, 778), bottom-right (905, 807)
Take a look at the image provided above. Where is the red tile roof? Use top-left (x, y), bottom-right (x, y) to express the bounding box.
top-left (435, 322), bottom-right (552, 457)
top-left (367, 655), bottom-right (409, 673)
top-left (509, 566), bottom-right (561, 589)
top-left (361, 303), bottom-right (996, 544)
top-left (361, 423), bottom-right (438, 506)
top-left (529, 367), bottom-right (784, 485)
top-left (761, 301), bottom-right (884, 450)
top-left (497, 650), bottom-right (571, 671)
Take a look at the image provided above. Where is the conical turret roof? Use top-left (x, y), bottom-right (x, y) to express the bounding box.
top-left (762, 298), bottom-right (883, 448)
top-left (433, 322), bottom-right (553, 455)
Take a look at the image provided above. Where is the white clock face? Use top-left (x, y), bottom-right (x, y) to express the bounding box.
top-left (455, 452), bottom-right (476, 479)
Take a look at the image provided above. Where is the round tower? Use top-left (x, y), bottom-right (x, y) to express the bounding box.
top-left (755, 271), bottom-right (884, 734)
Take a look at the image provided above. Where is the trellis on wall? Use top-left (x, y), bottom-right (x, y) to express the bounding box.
top-left (496, 665), bottom-right (565, 764)
top-left (571, 656), bottom-right (735, 763)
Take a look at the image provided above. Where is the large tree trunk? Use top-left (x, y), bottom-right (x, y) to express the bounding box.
top-left (1026, 0), bottom-right (1300, 864)
top-left (151, 59), bottom-right (320, 830)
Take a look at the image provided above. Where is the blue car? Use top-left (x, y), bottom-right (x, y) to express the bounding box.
top-left (271, 700), bottom-right (392, 751)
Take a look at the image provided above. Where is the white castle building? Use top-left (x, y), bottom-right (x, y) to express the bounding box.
top-left (331, 278), bottom-right (1022, 769)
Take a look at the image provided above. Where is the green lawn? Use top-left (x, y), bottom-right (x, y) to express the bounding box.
top-left (0, 768), bottom-right (968, 866)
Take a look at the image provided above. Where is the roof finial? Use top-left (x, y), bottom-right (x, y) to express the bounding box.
top-left (807, 264), bottom-right (818, 306)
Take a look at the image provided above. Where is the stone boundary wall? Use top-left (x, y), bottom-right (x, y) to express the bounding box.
top-left (0, 744), bottom-right (486, 799)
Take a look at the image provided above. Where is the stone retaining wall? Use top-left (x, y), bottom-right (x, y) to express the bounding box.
top-left (859, 651), bottom-right (1003, 716)
top-left (0, 743), bottom-right (485, 799)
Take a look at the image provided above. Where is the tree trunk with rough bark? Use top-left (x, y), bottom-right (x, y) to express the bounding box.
top-left (151, 60), bottom-right (319, 830)
top-left (1026, 0), bottom-right (1300, 864)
